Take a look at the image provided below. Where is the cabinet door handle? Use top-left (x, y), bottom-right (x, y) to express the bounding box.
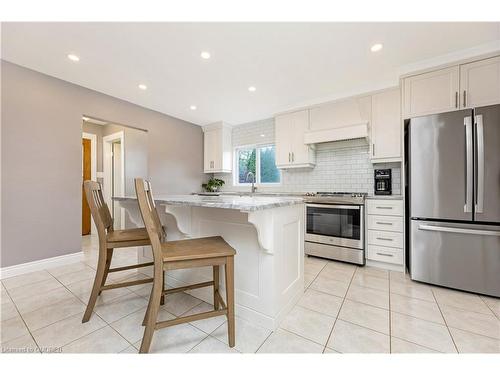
top-left (288, 152), bottom-right (291, 162)
top-left (376, 237), bottom-right (394, 241)
top-left (376, 252), bottom-right (394, 257)
top-left (455, 91), bottom-right (458, 108)
top-left (463, 90), bottom-right (467, 107)
top-left (376, 206), bottom-right (393, 210)
top-left (372, 144), bottom-right (375, 156)
top-left (292, 152), bottom-right (294, 162)
top-left (376, 222), bottom-right (393, 226)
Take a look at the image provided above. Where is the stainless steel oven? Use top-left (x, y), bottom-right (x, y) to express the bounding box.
top-left (304, 193), bottom-right (365, 265)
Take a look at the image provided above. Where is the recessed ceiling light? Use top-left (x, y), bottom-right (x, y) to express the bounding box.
top-left (190, 105), bottom-right (197, 110)
top-left (200, 51), bottom-right (211, 59)
top-left (138, 84), bottom-right (147, 90)
top-left (248, 86), bottom-right (256, 92)
top-left (370, 43), bottom-right (383, 52)
top-left (260, 134), bottom-right (265, 137)
top-left (67, 54), bottom-right (80, 62)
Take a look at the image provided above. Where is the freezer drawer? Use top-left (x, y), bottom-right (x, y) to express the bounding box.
top-left (410, 220), bottom-right (500, 297)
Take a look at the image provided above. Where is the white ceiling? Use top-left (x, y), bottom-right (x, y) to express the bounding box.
top-left (2, 22), bottom-right (500, 126)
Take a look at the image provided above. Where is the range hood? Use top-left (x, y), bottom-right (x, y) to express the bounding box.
top-left (303, 96), bottom-right (371, 144)
top-left (303, 122), bottom-right (368, 144)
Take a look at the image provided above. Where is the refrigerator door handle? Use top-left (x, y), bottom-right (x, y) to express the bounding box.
top-left (464, 116), bottom-right (473, 213)
top-left (475, 114), bottom-right (485, 214)
top-left (418, 224), bottom-right (500, 236)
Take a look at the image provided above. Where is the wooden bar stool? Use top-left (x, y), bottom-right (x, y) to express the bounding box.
top-left (135, 178), bottom-right (236, 353)
top-left (81, 180), bottom-right (166, 323)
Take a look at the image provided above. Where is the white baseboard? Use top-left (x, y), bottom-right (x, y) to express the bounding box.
top-left (0, 251), bottom-right (84, 280)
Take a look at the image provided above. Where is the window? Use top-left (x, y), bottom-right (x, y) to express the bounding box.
top-left (235, 145), bottom-right (281, 185)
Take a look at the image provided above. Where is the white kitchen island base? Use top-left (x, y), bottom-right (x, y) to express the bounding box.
top-left (116, 196), bottom-right (305, 330)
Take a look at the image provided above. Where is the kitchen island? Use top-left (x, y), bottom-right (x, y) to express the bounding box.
top-left (114, 194), bottom-right (305, 330)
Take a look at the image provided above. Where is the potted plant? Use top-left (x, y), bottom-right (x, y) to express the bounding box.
top-left (202, 177), bottom-right (225, 193)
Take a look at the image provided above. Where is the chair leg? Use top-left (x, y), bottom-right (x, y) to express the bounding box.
top-left (213, 265), bottom-right (220, 309)
top-left (142, 283), bottom-right (154, 326)
top-left (160, 271), bottom-right (165, 306)
top-left (98, 248), bottom-right (113, 296)
top-left (142, 270), bottom-right (164, 326)
top-left (82, 246), bottom-right (108, 323)
top-left (139, 274), bottom-right (162, 353)
top-left (225, 257), bottom-right (235, 347)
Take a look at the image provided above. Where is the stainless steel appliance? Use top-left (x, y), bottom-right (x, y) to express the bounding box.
top-left (304, 192), bottom-right (366, 265)
top-left (374, 169), bottom-right (392, 195)
top-left (408, 104), bottom-right (500, 297)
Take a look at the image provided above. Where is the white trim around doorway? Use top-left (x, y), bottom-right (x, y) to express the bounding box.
top-left (103, 131), bottom-right (125, 229)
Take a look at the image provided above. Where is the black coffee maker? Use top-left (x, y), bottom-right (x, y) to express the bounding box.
top-left (374, 169), bottom-right (392, 195)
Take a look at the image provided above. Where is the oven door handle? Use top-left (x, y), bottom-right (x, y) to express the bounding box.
top-left (306, 204), bottom-right (361, 210)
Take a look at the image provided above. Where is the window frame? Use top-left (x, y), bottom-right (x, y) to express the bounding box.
top-left (233, 143), bottom-right (282, 186)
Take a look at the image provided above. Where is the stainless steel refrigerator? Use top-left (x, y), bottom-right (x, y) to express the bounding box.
top-left (408, 104), bottom-right (500, 297)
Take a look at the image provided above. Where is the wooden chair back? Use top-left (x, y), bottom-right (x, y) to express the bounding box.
top-left (83, 180), bottom-right (114, 239)
top-left (134, 178), bottom-right (164, 268)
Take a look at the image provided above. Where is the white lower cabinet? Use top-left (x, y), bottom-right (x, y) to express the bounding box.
top-left (367, 245), bottom-right (404, 265)
top-left (366, 199), bottom-right (404, 266)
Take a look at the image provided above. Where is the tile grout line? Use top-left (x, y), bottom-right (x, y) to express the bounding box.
top-left (2, 286), bottom-right (42, 353)
top-left (321, 265), bottom-right (357, 353)
top-left (253, 330), bottom-right (274, 353)
top-left (430, 288), bottom-right (459, 353)
top-left (478, 296), bottom-right (499, 319)
top-left (388, 270), bottom-right (392, 353)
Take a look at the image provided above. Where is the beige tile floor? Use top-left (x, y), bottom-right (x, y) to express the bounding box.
top-left (1, 234), bottom-right (499, 354)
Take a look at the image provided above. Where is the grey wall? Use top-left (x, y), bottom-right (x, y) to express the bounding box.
top-left (1, 61), bottom-right (204, 267)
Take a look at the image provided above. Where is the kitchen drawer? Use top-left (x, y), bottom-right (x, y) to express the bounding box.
top-left (367, 245), bottom-right (403, 265)
top-left (368, 230), bottom-right (403, 248)
top-left (368, 215), bottom-right (403, 232)
top-left (367, 199), bottom-right (403, 216)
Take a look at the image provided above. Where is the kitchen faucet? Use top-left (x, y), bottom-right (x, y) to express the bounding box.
top-left (246, 171), bottom-right (257, 193)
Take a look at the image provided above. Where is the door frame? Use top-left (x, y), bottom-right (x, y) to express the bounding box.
top-left (103, 131), bottom-right (125, 229)
top-left (82, 132), bottom-right (97, 234)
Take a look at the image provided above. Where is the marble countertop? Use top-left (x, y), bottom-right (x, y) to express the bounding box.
top-left (114, 194), bottom-right (304, 212)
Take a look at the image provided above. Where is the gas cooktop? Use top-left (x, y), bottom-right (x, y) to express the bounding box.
top-left (303, 191), bottom-right (367, 204)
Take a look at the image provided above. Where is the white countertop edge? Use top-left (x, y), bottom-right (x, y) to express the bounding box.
top-left (113, 195), bottom-right (304, 212)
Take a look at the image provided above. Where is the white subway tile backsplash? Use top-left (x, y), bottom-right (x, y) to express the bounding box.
top-left (215, 118), bottom-right (401, 195)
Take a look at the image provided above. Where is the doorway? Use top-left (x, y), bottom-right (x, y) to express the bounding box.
top-left (103, 131), bottom-right (125, 230)
top-left (82, 138), bottom-right (91, 235)
top-left (82, 132), bottom-right (97, 235)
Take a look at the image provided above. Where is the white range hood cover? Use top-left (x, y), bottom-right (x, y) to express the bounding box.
top-left (303, 122), bottom-right (368, 144)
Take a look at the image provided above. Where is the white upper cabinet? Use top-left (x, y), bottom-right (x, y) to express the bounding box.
top-left (203, 122), bottom-right (232, 173)
top-left (275, 110), bottom-right (315, 169)
top-left (403, 66), bottom-right (460, 118)
top-left (460, 56), bottom-right (500, 109)
top-left (370, 88), bottom-right (401, 162)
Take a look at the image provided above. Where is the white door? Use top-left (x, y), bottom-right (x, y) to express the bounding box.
top-left (290, 110), bottom-right (310, 164)
top-left (371, 88), bottom-right (401, 161)
top-left (460, 55), bottom-right (500, 109)
top-left (274, 113), bottom-right (292, 166)
top-left (403, 66), bottom-right (460, 118)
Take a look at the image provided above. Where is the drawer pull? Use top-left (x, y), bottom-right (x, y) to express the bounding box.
top-left (376, 237), bottom-right (393, 241)
top-left (376, 222), bottom-right (393, 226)
top-left (376, 252), bottom-right (394, 257)
top-left (376, 206), bottom-right (393, 209)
